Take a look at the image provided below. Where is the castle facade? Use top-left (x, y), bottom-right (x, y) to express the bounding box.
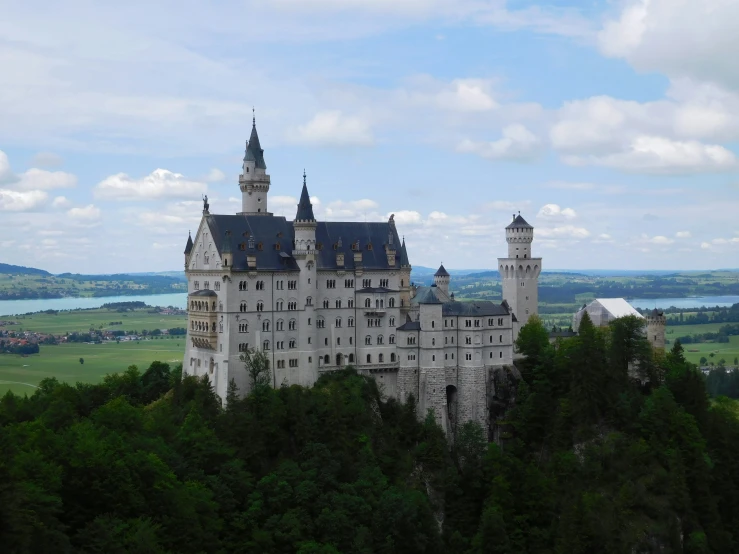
top-left (183, 119), bottom-right (541, 434)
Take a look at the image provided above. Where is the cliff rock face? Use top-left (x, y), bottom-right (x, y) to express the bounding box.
top-left (487, 364), bottom-right (522, 443)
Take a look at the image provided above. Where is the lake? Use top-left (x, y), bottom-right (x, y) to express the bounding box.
top-left (628, 296), bottom-right (739, 310)
top-left (0, 293), bottom-right (188, 317)
top-left (1, 293), bottom-right (737, 317)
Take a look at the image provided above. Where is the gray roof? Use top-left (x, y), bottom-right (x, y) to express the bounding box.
top-left (506, 214), bottom-right (533, 230)
top-left (184, 233), bottom-right (193, 255)
top-left (190, 289), bottom-right (217, 297)
top-left (414, 287), bottom-right (442, 305)
top-left (243, 123), bottom-right (267, 170)
top-left (397, 320), bottom-right (421, 331)
top-left (295, 177), bottom-right (315, 221)
top-left (442, 300), bottom-right (509, 317)
top-left (434, 264), bottom-right (450, 277)
top-left (204, 215), bottom-right (402, 272)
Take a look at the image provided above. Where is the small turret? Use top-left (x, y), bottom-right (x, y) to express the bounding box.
top-left (239, 110), bottom-right (272, 215)
top-left (506, 213), bottom-right (534, 259)
top-left (184, 231), bottom-right (193, 268)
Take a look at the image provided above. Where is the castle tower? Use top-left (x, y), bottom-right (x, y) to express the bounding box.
top-left (293, 171), bottom-right (318, 383)
top-left (497, 213), bottom-right (541, 338)
top-left (646, 308), bottom-right (666, 350)
top-left (239, 113), bottom-right (271, 215)
top-left (415, 289), bottom-right (446, 432)
top-left (433, 264), bottom-right (450, 301)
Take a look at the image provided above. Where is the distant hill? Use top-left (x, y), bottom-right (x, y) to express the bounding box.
top-left (0, 263), bottom-right (51, 276)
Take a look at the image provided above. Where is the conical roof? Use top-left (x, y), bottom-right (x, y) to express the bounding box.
top-left (243, 122), bottom-right (267, 169)
top-left (295, 172), bottom-right (315, 221)
top-left (506, 214), bottom-right (533, 229)
top-left (414, 287), bottom-right (441, 304)
top-left (184, 233), bottom-right (193, 255)
top-left (400, 238), bottom-right (410, 266)
top-left (434, 264), bottom-right (449, 277)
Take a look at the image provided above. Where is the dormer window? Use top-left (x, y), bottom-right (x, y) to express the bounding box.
top-left (248, 237), bottom-right (255, 249)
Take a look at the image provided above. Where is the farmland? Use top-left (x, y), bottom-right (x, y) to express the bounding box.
top-left (0, 339), bottom-right (187, 397)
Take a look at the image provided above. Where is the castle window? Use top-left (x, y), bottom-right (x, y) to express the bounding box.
top-left (306, 296), bottom-right (312, 306)
top-left (432, 355), bottom-right (435, 362)
top-left (239, 323), bottom-right (248, 333)
top-left (257, 301), bottom-right (264, 312)
top-left (432, 338), bottom-right (435, 346)
top-left (377, 335), bottom-right (384, 345)
top-left (276, 300), bottom-right (284, 311)
top-left (389, 334), bottom-right (395, 344)
top-left (475, 319), bottom-right (480, 327)
top-left (391, 353), bottom-right (396, 362)
top-left (379, 353), bottom-right (384, 363)
top-left (500, 351), bottom-right (503, 359)
top-left (317, 318), bottom-right (325, 328)
top-left (466, 336), bottom-right (472, 344)
top-left (335, 317), bottom-right (342, 327)
top-left (324, 355), bottom-right (330, 364)
top-left (215, 282), bottom-right (220, 291)
top-left (288, 301), bottom-right (297, 310)
top-left (380, 278), bottom-right (388, 287)
top-left (365, 298), bottom-right (371, 308)
top-left (349, 337), bottom-right (353, 345)
top-left (325, 338), bottom-right (328, 346)
top-left (263, 340), bottom-right (270, 351)
top-left (262, 320), bottom-right (270, 332)
top-left (367, 354), bottom-right (372, 363)
top-left (349, 354), bottom-right (354, 363)
top-left (348, 318), bottom-right (354, 327)
top-left (388, 298), bottom-right (395, 308)
top-left (337, 337), bottom-right (340, 345)
top-left (335, 299), bottom-right (342, 308)
top-left (466, 353), bottom-right (472, 361)
top-left (276, 320), bottom-right (284, 331)
top-left (365, 335), bottom-right (372, 345)
top-left (240, 302), bottom-right (247, 312)
top-left (363, 278), bottom-right (371, 288)
top-left (389, 317), bottom-right (395, 326)
top-left (323, 299), bottom-right (330, 309)
top-left (289, 319), bottom-right (296, 330)
top-left (348, 299), bottom-right (354, 308)
top-left (498, 318), bottom-right (504, 326)
top-left (432, 321), bottom-right (435, 328)
top-left (499, 335), bottom-right (503, 343)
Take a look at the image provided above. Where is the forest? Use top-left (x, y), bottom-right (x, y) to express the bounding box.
top-left (1, 314), bottom-right (739, 553)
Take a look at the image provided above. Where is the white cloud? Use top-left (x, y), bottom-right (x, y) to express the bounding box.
top-left (676, 231), bottom-right (692, 238)
top-left (287, 111), bottom-right (374, 146)
top-left (15, 168), bottom-right (77, 190)
top-left (30, 152), bottom-right (64, 168)
top-left (389, 210), bottom-right (423, 225)
top-left (52, 196), bottom-right (71, 209)
top-left (0, 189), bottom-right (48, 211)
top-left (598, 0), bottom-right (739, 91)
top-left (483, 200), bottom-right (531, 212)
top-left (565, 136), bottom-right (737, 174)
top-left (205, 168), bottom-right (226, 182)
top-left (457, 124), bottom-right (540, 161)
top-left (67, 204), bottom-right (101, 221)
top-left (648, 235), bottom-right (674, 245)
top-left (321, 198), bottom-right (380, 219)
top-left (95, 169), bottom-right (207, 200)
top-left (537, 225), bottom-right (590, 239)
top-left (435, 79), bottom-right (498, 112)
top-left (537, 204), bottom-right (577, 220)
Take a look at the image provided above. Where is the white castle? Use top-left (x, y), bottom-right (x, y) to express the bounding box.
top-left (183, 119), bottom-right (542, 434)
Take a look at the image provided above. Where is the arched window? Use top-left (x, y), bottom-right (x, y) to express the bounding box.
top-left (240, 302), bottom-right (246, 312)
top-left (263, 340), bottom-right (270, 351)
top-left (366, 354), bottom-right (372, 363)
top-left (377, 335), bottom-right (384, 345)
top-left (365, 335), bottom-right (372, 345)
top-left (349, 353), bottom-right (354, 363)
top-left (390, 353), bottom-right (396, 362)
top-left (389, 334), bottom-right (395, 344)
top-left (379, 353), bottom-right (384, 363)
top-left (335, 317), bottom-right (342, 327)
top-left (376, 299), bottom-right (380, 308)
top-left (324, 354), bottom-right (330, 364)
top-left (365, 298), bottom-right (371, 308)
top-left (335, 299), bottom-right (341, 308)
top-left (389, 298), bottom-right (395, 308)
top-left (257, 301), bottom-right (264, 312)
top-left (323, 299), bottom-right (329, 309)
top-left (263, 320), bottom-right (270, 332)
top-left (432, 338), bottom-right (435, 346)
top-left (306, 296), bottom-right (312, 306)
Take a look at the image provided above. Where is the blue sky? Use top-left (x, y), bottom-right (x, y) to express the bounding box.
top-left (1, 0), bottom-right (738, 273)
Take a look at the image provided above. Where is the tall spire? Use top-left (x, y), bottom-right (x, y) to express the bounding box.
top-left (243, 112), bottom-right (267, 169)
top-left (400, 236), bottom-right (410, 267)
top-left (295, 171), bottom-right (315, 221)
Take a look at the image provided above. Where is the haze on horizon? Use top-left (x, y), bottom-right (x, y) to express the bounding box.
top-left (0, 0), bottom-right (738, 274)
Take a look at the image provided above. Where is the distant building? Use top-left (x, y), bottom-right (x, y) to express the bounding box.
top-left (573, 298), bottom-right (666, 350)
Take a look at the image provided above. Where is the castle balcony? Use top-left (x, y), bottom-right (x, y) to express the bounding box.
top-left (363, 309), bottom-right (386, 316)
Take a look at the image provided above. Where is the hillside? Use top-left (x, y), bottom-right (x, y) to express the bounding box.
top-left (0, 262), bottom-right (51, 276)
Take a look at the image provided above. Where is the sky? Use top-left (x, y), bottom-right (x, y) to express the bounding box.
top-left (1, 0), bottom-right (738, 274)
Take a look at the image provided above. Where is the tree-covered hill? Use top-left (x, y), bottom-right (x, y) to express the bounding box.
top-left (2, 317), bottom-right (739, 553)
top-left (0, 262), bottom-right (51, 276)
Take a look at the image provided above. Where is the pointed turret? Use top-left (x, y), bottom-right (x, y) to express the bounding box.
top-left (400, 237), bottom-right (410, 267)
top-left (243, 115), bottom-right (267, 170)
top-left (295, 170), bottom-right (315, 221)
top-left (184, 232), bottom-right (193, 255)
top-left (239, 111), bottom-right (272, 215)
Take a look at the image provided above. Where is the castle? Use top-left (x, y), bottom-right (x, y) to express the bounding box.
top-left (182, 118), bottom-right (542, 435)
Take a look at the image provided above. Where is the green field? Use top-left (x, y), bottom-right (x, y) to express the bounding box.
top-left (8, 307), bottom-right (187, 334)
top-left (0, 339), bottom-right (185, 397)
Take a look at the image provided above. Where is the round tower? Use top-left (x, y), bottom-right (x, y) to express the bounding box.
top-left (646, 309), bottom-right (666, 351)
top-left (240, 112), bottom-right (272, 215)
top-left (497, 213), bottom-right (541, 339)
